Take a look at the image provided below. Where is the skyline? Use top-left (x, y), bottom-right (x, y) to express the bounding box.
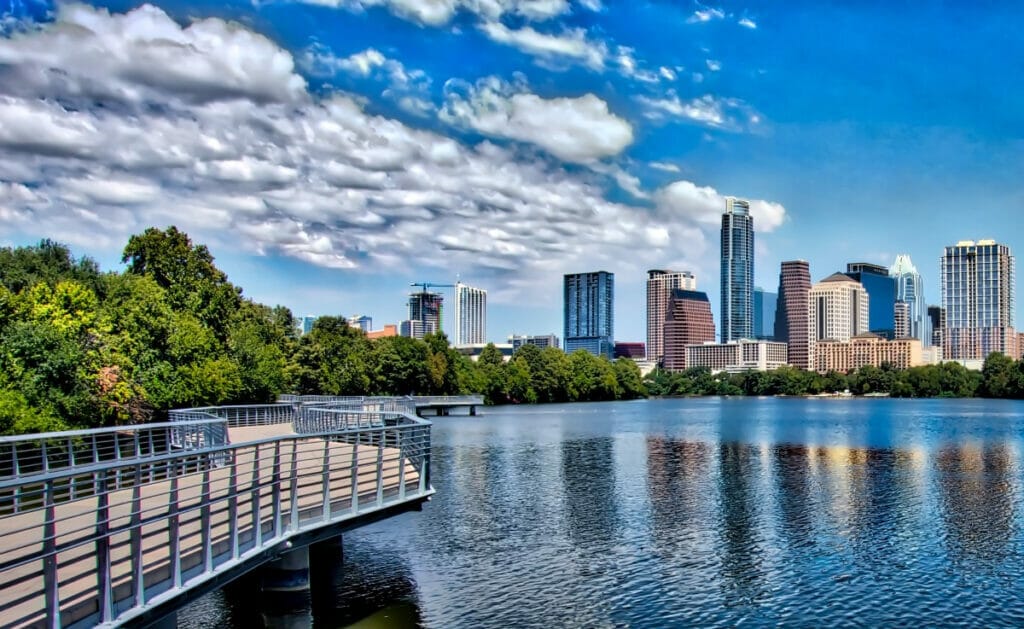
top-left (1, 1), bottom-right (1023, 342)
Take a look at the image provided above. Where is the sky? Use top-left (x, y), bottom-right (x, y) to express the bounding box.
top-left (1, 0), bottom-right (1023, 344)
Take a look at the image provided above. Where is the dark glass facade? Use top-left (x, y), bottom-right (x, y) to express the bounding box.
top-left (720, 199), bottom-right (754, 342)
top-left (845, 263), bottom-right (895, 339)
top-left (564, 271), bottom-right (614, 359)
top-left (754, 288), bottom-right (777, 340)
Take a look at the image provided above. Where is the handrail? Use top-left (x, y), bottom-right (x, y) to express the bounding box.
top-left (0, 399), bottom-right (433, 629)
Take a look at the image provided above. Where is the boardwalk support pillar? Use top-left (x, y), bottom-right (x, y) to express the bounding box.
top-left (469, 405), bottom-right (476, 416)
top-left (261, 545), bottom-right (310, 593)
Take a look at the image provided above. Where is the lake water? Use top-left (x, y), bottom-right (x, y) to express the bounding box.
top-left (180, 397), bottom-right (1024, 627)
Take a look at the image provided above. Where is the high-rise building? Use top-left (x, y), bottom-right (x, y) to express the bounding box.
top-left (564, 271), bottom-right (614, 358)
top-left (774, 260), bottom-right (812, 369)
top-left (453, 282), bottom-right (487, 346)
top-left (754, 287), bottom-right (777, 340)
top-left (646, 269), bottom-right (697, 363)
top-left (808, 273), bottom-right (870, 371)
top-left (889, 254), bottom-right (927, 343)
top-left (927, 305), bottom-right (944, 348)
top-left (720, 197), bottom-right (754, 342)
top-left (663, 289), bottom-right (715, 371)
top-left (941, 240), bottom-right (1016, 360)
top-left (845, 262), bottom-right (896, 339)
top-left (298, 315), bottom-right (318, 336)
top-left (894, 301), bottom-right (910, 338)
top-left (406, 291), bottom-right (443, 340)
top-left (347, 315), bottom-right (372, 332)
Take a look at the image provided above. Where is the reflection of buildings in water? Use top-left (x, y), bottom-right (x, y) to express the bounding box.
top-left (561, 437), bottom-right (618, 545)
top-left (935, 443), bottom-right (1015, 564)
top-left (645, 437), bottom-right (711, 553)
top-left (772, 444), bottom-right (814, 550)
top-left (717, 442), bottom-right (767, 605)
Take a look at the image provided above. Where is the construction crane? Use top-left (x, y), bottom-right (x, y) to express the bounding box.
top-left (409, 281), bottom-right (455, 293)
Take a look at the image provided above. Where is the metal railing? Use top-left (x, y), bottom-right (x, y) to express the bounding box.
top-left (169, 403), bottom-right (296, 428)
top-left (0, 400), bottom-right (433, 628)
top-left (412, 395), bottom-right (484, 406)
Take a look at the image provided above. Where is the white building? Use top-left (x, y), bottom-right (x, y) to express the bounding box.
top-left (686, 339), bottom-right (788, 373)
top-left (454, 282), bottom-right (487, 346)
top-left (808, 273), bottom-right (869, 371)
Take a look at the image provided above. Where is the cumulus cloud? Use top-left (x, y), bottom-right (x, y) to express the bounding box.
top-left (655, 180), bottom-right (786, 232)
top-left (440, 76), bottom-right (632, 162)
top-left (302, 45), bottom-right (435, 113)
top-left (686, 7), bottom-right (725, 23)
top-left (478, 21), bottom-right (606, 70)
top-left (292, 0), bottom-right (597, 26)
top-left (0, 3), bottom-right (785, 302)
top-left (636, 91), bottom-right (762, 131)
top-left (706, 58), bottom-right (721, 72)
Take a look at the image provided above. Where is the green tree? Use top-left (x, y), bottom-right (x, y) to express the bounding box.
top-left (981, 352), bottom-right (1019, 398)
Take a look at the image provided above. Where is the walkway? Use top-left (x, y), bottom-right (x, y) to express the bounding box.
top-left (0, 397), bottom-right (433, 628)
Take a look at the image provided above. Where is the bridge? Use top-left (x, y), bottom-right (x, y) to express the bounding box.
top-left (0, 396), bottom-right (436, 628)
top-left (411, 395), bottom-right (484, 417)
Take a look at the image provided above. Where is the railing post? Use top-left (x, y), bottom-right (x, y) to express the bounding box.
top-left (201, 468), bottom-right (213, 572)
top-left (321, 440), bottom-right (331, 522)
top-left (251, 444), bottom-right (262, 546)
top-left (96, 469), bottom-right (114, 623)
top-left (289, 440), bottom-right (299, 531)
top-left (375, 431), bottom-right (385, 506)
top-left (228, 450), bottom-right (239, 560)
top-left (169, 473), bottom-right (182, 588)
top-left (349, 439), bottom-right (360, 514)
top-left (131, 466), bottom-right (144, 607)
top-left (43, 479), bottom-right (59, 629)
top-left (397, 428), bottom-right (406, 501)
top-left (272, 441), bottom-right (282, 537)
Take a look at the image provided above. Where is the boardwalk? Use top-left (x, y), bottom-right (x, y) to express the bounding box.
top-left (0, 399), bottom-right (433, 628)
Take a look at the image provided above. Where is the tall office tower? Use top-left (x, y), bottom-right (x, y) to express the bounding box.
top-left (941, 240), bottom-right (1016, 360)
top-left (564, 271), bottom-right (614, 358)
top-left (774, 260), bottom-right (812, 369)
top-left (753, 287), bottom-right (777, 340)
top-left (890, 254), bottom-right (927, 342)
top-left (453, 282), bottom-right (487, 346)
top-left (808, 273), bottom-right (870, 370)
top-left (407, 291), bottom-right (443, 340)
top-left (927, 305), bottom-right (944, 348)
top-left (646, 269), bottom-right (697, 363)
top-left (299, 315), bottom-right (318, 336)
top-left (721, 197), bottom-right (754, 342)
top-left (894, 301), bottom-right (910, 338)
top-left (845, 262), bottom-right (896, 339)
top-left (663, 289), bottom-right (715, 371)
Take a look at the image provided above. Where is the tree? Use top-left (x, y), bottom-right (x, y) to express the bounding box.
top-left (981, 352), bottom-right (1019, 398)
top-left (613, 358), bottom-right (645, 399)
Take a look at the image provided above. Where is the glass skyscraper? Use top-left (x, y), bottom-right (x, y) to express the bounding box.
top-left (564, 271), bottom-right (614, 359)
top-left (889, 254), bottom-right (927, 342)
top-left (720, 198), bottom-right (754, 342)
top-left (453, 282), bottom-right (487, 346)
top-left (753, 287), bottom-right (777, 340)
top-left (941, 240), bottom-right (1016, 360)
top-left (845, 262), bottom-right (895, 339)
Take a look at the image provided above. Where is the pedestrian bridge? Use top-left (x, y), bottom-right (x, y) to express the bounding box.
top-left (0, 396), bottom-right (436, 628)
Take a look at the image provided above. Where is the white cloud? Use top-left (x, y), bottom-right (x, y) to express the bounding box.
top-left (478, 21), bottom-right (606, 70)
top-left (659, 66), bottom-right (677, 81)
top-left (738, 17), bottom-right (757, 29)
top-left (615, 46), bottom-right (662, 83)
top-left (649, 161), bottom-right (681, 173)
top-left (440, 76), bottom-right (632, 162)
top-left (302, 45), bottom-right (435, 113)
top-left (706, 59), bottom-right (721, 72)
top-left (686, 7), bottom-right (725, 23)
top-left (636, 91), bottom-right (762, 131)
top-left (297, 0), bottom-right (585, 25)
top-left (655, 181), bottom-right (786, 233)
top-left (0, 3), bottom-right (786, 302)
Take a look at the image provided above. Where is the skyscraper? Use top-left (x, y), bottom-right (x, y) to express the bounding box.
top-left (663, 289), bottom-right (715, 371)
top-left (646, 269), bottom-right (697, 363)
top-left (453, 282), bottom-right (487, 346)
top-left (894, 301), bottom-right (910, 338)
top-left (347, 315), bottom-right (372, 332)
top-left (774, 260), bottom-right (812, 369)
top-left (941, 240), bottom-right (1016, 360)
top-left (845, 262), bottom-right (896, 338)
top-left (889, 254), bottom-right (927, 342)
top-left (754, 287), bottom-right (777, 340)
top-left (406, 291), bottom-right (443, 340)
top-left (564, 271), bottom-right (614, 358)
top-left (808, 273), bottom-right (870, 370)
top-left (720, 197), bottom-right (754, 342)
top-left (927, 305), bottom-right (944, 348)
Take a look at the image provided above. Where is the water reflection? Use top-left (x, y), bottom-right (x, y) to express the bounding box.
top-left (180, 398), bottom-right (1024, 627)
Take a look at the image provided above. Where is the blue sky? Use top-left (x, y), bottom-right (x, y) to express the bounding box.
top-left (1, 0), bottom-right (1022, 343)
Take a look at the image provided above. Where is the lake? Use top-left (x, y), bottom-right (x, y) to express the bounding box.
top-left (180, 397), bottom-right (1024, 627)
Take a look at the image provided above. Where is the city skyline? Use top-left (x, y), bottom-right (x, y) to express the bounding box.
top-left (1, 1), bottom-right (1023, 342)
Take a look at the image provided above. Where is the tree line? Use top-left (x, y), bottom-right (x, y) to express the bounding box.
top-left (643, 355), bottom-right (1024, 399)
top-left (0, 228), bottom-right (645, 434)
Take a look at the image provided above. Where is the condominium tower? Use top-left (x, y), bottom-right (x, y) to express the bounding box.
top-left (845, 262), bottom-right (895, 339)
top-left (890, 254), bottom-right (927, 342)
top-left (754, 287), bottom-right (777, 340)
top-left (564, 271), bottom-right (614, 359)
top-left (941, 240), bottom-right (1016, 360)
top-left (453, 282), bottom-right (487, 346)
top-left (721, 197), bottom-right (754, 342)
top-left (774, 260), bottom-right (812, 369)
top-left (808, 273), bottom-right (870, 371)
top-left (663, 289), bottom-right (715, 371)
top-left (646, 269), bottom-right (697, 363)
top-left (405, 291), bottom-right (443, 339)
